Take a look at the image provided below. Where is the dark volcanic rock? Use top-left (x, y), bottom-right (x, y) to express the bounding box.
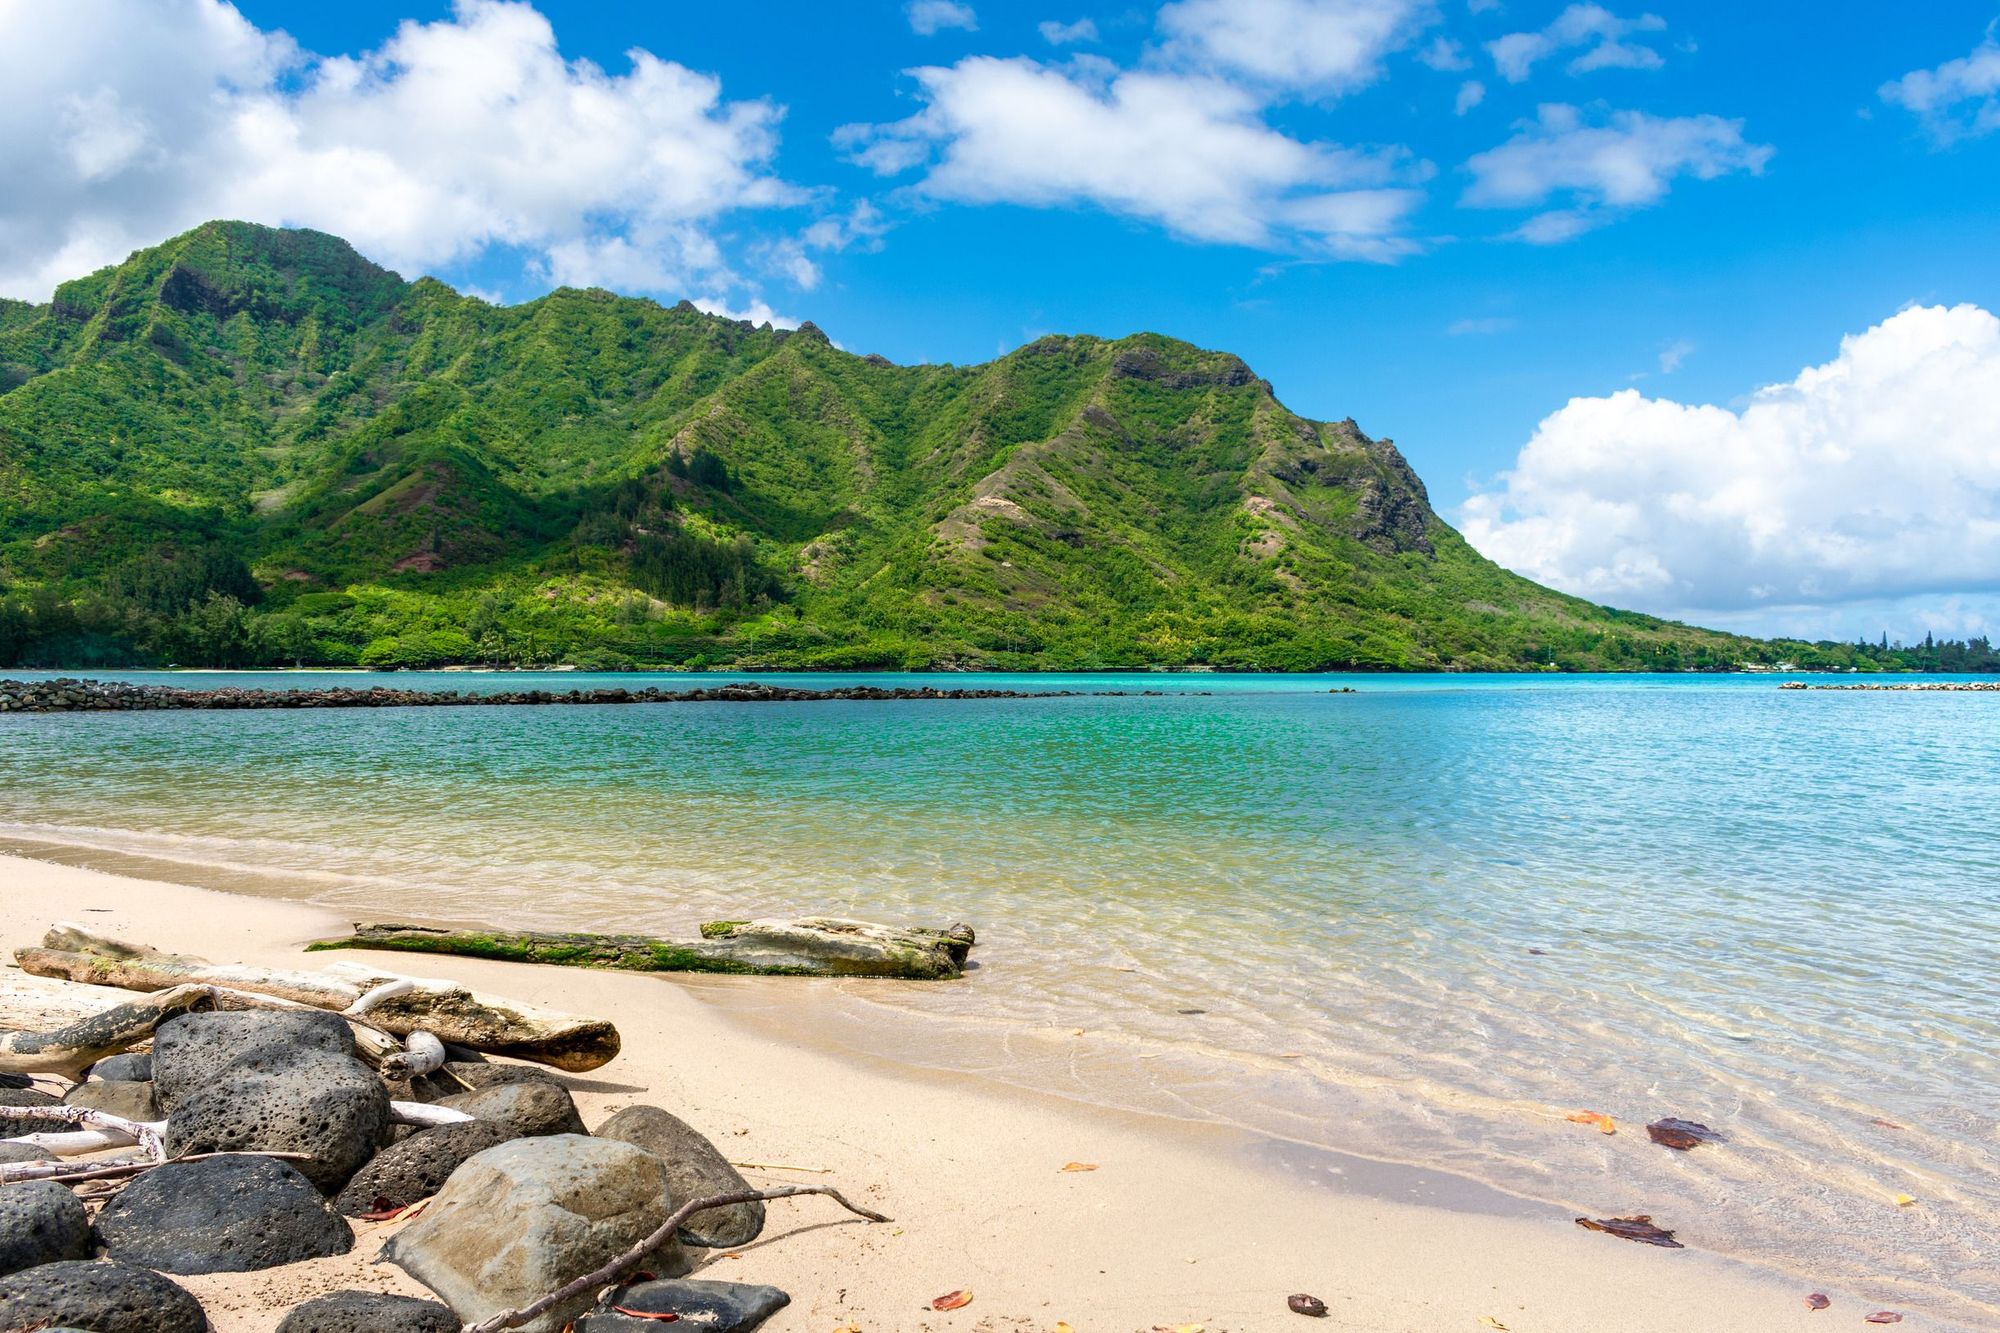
top-left (333, 1118), bottom-right (518, 1216)
top-left (595, 1105), bottom-right (763, 1248)
top-left (87, 1053), bottom-right (154, 1082)
top-left (0, 1143), bottom-right (52, 1165)
top-left (0, 1259), bottom-right (210, 1333)
top-left (64, 1079), bottom-right (161, 1124)
top-left (96, 1156), bottom-right (354, 1274)
top-left (0, 1181), bottom-right (93, 1277)
top-left (276, 1291), bottom-right (457, 1333)
top-left (0, 1086), bottom-right (68, 1134)
top-left (152, 1009), bottom-right (355, 1113)
top-left (411, 1059), bottom-right (555, 1103)
top-left (165, 1049), bottom-right (388, 1191)
top-left (578, 1279), bottom-right (790, 1332)
top-left (434, 1080), bottom-right (585, 1138)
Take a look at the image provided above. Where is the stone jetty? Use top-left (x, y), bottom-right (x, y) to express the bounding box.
top-left (0, 677), bottom-right (1176, 713)
top-left (1779, 680), bottom-right (2000, 691)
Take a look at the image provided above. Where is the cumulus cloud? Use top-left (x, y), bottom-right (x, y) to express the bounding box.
top-left (837, 55), bottom-right (1423, 259)
top-left (1463, 104), bottom-right (1772, 241)
top-left (1459, 304), bottom-right (2000, 620)
top-left (907, 1), bottom-right (978, 36)
top-left (1486, 4), bottom-right (1666, 84)
top-left (1038, 18), bottom-right (1099, 45)
top-left (1656, 337), bottom-right (1693, 373)
top-left (0, 0), bottom-right (798, 302)
top-left (1880, 30), bottom-right (2000, 144)
top-left (1455, 79), bottom-right (1487, 114)
top-left (1157, 0), bottom-right (1436, 96)
top-left (757, 201), bottom-right (891, 291)
top-left (1418, 37), bottom-right (1471, 71)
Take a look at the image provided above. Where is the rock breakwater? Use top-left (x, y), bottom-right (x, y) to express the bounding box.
top-left (0, 677), bottom-right (1173, 713)
top-left (1779, 680), bottom-right (2000, 691)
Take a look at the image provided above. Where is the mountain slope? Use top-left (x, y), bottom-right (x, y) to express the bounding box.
top-left (0, 220), bottom-right (1772, 671)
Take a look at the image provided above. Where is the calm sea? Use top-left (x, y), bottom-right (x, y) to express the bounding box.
top-left (2, 671), bottom-right (1994, 1321)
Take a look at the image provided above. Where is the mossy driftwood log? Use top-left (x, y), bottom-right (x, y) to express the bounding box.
top-left (14, 924), bottom-right (619, 1071)
top-left (310, 917), bottom-right (977, 981)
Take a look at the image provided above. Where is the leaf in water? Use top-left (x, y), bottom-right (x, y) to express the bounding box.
top-left (1804, 1293), bottom-right (1830, 1310)
top-left (1575, 1214), bottom-right (1684, 1248)
top-left (1871, 1117), bottom-right (1906, 1130)
top-left (1566, 1110), bottom-right (1616, 1135)
top-left (931, 1290), bottom-right (973, 1312)
top-left (609, 1310), bottom-right (681, 1323)
top-left (1864, 1313), bottom-right (1903, 1325)
top-left (1059, 1162), bottom-right (1100, 1173)
top-left (1894, 1193), bottom-right (1917, 1207)
top-left (1287, 1292), bottom-right (1328, 1316)
top-left (1647, 1118), bottom-right (1723, 1150)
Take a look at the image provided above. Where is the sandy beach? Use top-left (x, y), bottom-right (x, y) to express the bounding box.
top-left (0, 852), bottom-right (1917, 1332)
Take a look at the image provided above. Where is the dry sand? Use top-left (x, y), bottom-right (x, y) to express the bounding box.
top-left (0, 854), bottom-right (1913, 1332)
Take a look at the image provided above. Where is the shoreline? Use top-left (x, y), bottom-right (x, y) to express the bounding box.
top-left (0, 852), bottom-right (1938, 1331)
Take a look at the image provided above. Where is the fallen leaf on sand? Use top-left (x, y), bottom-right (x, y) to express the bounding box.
top-left (1478, 1318), bottom-right (1510, 1330)
top-left (1646, 1118), bottom-right (1723, 1150)
top-left (931, 1290), bottom-right (973, 1312)
top-left (1150, 1326), bottom-right (1204, 1332)
top-left (1566, 1111), bottom-right (1616, 1135)
top-left (1060, 1162), bottom-right (1099, 1173)
top-left (1804, 1293), bottom-right (1830, 1310)
top-left (1575, 1214), bottom-right (1684, 1248)
top-left (1864, 1313), bottom-right (1903, 1324)
top-left (1894, 1193), bottom-right (1917, 1207)
top-left (832, 1324), bottom-right (861, 1332)
top-left (610, 1310), bottom-right (681, 1322)
top-left (1287, 1292), bottom-right (1328, 1316)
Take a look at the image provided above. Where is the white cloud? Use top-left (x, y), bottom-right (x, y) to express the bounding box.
top-left (758, 201), bottom-right (892, 291)
top-left (1459, 304), bottom-right (2000, 620)
top-left (0, 0), bottom-right (798, 302)
top-left (1486, 3), bottom-right (1665, 84)
top-left (838, 56), bottom-right (1424, 259)
top-left (691, 295), bottom-right (799, 329)
top-left (1455, 79), bottom-right (1486, 114)
top-left (1157, 0), bottom-right (1436, 97)
top-left (1463, 104), bottom-right (1771, 240)
top-left (1038, 18), bottom-right (1099, 45)
top-left (1418, 37), bottom-right (1471, 71)
top-left (1657, 337), bottom-right (1693, 373)
top-left (1880, 31), bottom-right (2000, 144)
top-left (907, 1), bottom-right (979, 36)
top-left (1446, 315), bottom-right (1514, 334)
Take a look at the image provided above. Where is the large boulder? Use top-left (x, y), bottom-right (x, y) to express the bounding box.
top-left (576, 1279), bottom-right (790, 1332)
top-left (382, 1135), bottom-right (691, 1333)
top-left (0, 1086), bottom-right (68, 1134)
top-left (594, 1106), bottom-right (763, 1248)
top-left (64, 1079), bottom-right (161, 1124)
top-left (0, 1259), bottom-right (209, 1333)
top-left (96, 1156), bottom-right (354, 1274)
top-left (151, 1009), bottom-right (354, 1113)
top-left (164, 1049), bottom-right (388, 1190)
top-left (333, 1119), bottom-right (518, 1217)
top-left (433, 1080), bottom-right (585, 1138)
top-left (276, 1291), bottom-right (457, 1333)
top-left (0, 1181), bottom-right (93, 1277)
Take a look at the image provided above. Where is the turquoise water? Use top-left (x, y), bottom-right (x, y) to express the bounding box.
top-left (1, 670), bottom-right (1995, 1321)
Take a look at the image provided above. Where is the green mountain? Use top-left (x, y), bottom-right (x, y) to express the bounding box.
top-left (0, 219), bottom-right (1800, 672)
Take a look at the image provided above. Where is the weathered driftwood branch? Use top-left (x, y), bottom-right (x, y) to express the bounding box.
top-left (17, 926), bottom-right (620, 1071)
top-left (313, 916), bottom-right (977, 981)
top-left (5, 1148), bottom-right (315, 1187)
top-left (390, 1101), bottom-right (476, 1130)
top-left (0, 1102), bottom-right (166, 1183)
top-left (0, 982), bottom-right (219, 1078)
top-left (459, 1185), bottom-right (893, 1333)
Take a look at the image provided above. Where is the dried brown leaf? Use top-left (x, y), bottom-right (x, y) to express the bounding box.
top-left (1646, 1118), bottom-right (1723, 1150)
top-left (931, 1290), bottom-right (973, 1312)
top-left (1287, 1292), bottom-right (1328, 1316)
top-left (1059, 1162), bottom-right (1099, 1173)
top-left (1864, 1313), bottom-right (1903, 1325)
top-left (1804, 1293), bottom-right (1830, 1310)
top-left (1575, 1214), bottom-right (1684, 1248)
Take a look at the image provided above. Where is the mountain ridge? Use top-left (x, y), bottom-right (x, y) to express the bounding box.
top-left (0, 219), bottom-right (1795, 671)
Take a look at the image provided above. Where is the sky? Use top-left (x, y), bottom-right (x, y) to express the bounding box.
top-left (3, 0), bottom-right (1998, 643)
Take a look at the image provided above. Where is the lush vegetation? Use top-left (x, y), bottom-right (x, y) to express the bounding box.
top-left (0, 220), bottom-right (1963, 673)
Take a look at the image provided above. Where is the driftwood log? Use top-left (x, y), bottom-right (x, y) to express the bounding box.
top-left (309, 917), bottom-right (977, 980)
top-left (16, 925), bottom-right (619, 1071)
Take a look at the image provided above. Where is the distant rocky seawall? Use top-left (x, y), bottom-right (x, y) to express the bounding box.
top-left (1779, 681), bottom-right (2000, 692)
top-left (0, 678), bottom-right (1173, 713)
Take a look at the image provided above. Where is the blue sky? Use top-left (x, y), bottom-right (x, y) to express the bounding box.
top-left (5, 1), bottom-right (1999, 641)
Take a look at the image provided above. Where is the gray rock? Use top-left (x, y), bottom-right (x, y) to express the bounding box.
top-left (333, 1119), bottom-right (518, 1217)
top-left (412, 1060), bottom-right (555, 1104)
top-left (0, 1143), bottom-right (52, 1165)
top-left (152, 1009), bottom-right (354, 1113)
top-left (0, 1181), bottom-right (93, 1277)
top-left (594, 1106), bottom-right (763, 1248)
top-left (434, 1080), bottom-right (585, 1138)
top-left (276, 1291), bottom-right (457, 1333)
top-left (382, 1135), bottom-right (690, 1333)
top-left (0, 1086), bottom-right (67, 1134)
top-left (577, 1279), bottom-right (790, 1332)
top-left (87, 1053), bottom-right (153, 1083)
top-left (165, 1049), bottom-right (388, 1191)
top-left (64, 1079), bottom-right (161, 1124)
top-left (96, 1156), bottom-right (354, 1274)
top-left (0, 1074), bottom-right (29, 1090)
top-left (0, 1259), bottom-right (210, 1333)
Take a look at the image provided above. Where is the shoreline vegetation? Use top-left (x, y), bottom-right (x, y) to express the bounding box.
top-left (0, 855), bottom-right (1920, 1331)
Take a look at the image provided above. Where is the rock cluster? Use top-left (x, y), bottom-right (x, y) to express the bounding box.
top-left (0, 676), bottom-right (1171, 712)
top-left (1779, 680), bottom-right (2000, 691)
top-left (0, 1005), bottom-right (798, 1333)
